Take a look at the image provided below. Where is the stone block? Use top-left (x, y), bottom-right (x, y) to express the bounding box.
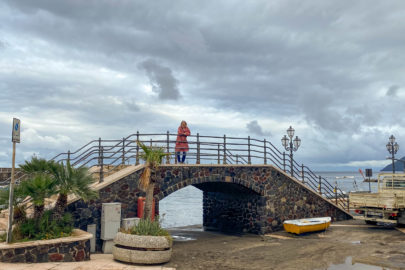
top-left (87, 224), bottom-right (96, 253)
top-left (102, 239), bottom-right (114, 254)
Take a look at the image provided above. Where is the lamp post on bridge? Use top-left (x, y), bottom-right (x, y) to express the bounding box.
top-left (386, 135), bottom-right (399, 174)
top-left (281, 126), bottom-right (301, 177)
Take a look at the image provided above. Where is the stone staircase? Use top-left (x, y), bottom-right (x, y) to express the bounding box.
top-left (0, 164), bottom-right (145, 232)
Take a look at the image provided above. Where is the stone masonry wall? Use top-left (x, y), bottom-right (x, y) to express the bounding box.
top-left (0, 239), bottom-right (90, 263)
top-left (203, 190), bottom-right (264, 234)
top-left (67, 169), bottom-right (144, 251)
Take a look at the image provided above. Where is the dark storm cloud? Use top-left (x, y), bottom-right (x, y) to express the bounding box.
top-left (139, 60), bottom-right (180, 100)
top-left (1, 0), bottom-right (405, 169)
top-left (386, 85), bottom-right (400, 97)
top-left (246, 120), bottom-right (271, 137)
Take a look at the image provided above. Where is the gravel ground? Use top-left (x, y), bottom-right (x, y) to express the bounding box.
top-left (164, 220), bottom-right (405, 270)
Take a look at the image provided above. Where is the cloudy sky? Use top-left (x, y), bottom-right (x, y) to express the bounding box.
top-left (1, 0), bottom-right (405, 171)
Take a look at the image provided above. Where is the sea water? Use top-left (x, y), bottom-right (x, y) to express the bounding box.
top-left (159, 171), bottom-right (377, 228)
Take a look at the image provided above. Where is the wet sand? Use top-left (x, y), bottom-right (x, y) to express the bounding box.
top-left (165, 220), bottom-right (405, 270)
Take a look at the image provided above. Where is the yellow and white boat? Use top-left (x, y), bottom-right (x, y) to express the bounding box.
top-left (283, 217), bottom-right (331, 235)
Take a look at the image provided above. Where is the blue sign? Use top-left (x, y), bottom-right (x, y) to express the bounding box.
top-left (12, 118), bottom-right (20, 143)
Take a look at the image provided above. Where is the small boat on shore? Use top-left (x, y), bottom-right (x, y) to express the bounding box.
top-left (283, 217), bottom-right (331, 235)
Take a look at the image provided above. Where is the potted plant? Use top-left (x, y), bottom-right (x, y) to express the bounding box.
top-left (113, 142), bottom-right (172, 264)
top-left (113, 218), bottom-right (172, 264)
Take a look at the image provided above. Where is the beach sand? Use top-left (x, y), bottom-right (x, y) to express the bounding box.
top-left (164, 220), bottom-right (405, 270)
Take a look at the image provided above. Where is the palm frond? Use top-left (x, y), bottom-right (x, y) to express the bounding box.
top-left (20, 174), bottom-right (58, 206)
top-left (19, 156), bottom-right (58, 175)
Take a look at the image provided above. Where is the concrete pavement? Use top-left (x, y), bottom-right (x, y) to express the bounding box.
top-left (0, 254), bottom-right (175, 270)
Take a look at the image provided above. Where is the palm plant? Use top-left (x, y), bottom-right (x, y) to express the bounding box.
top-left (19, 174), bottom-right (57, 220)
top-left (0, 184), bottom-right (28, 224)
top-left (19, 156), bottom-right (58, 175)
top-left (50, 161), bottom-right (98, 220)
top-left (137, 141), bottom-right (168, 220)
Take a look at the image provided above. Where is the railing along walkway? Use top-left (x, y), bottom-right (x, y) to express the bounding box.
top-left (0, 132), bottom-right (348, 210)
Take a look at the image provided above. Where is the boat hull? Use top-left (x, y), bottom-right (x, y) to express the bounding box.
top-left (283, 217), bottom-right (331, 235)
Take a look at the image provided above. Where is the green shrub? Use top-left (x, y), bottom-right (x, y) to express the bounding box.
top-left (1, 210), bottom-right (74, 243)
top-left (121, 217), bottom-right (171, 239)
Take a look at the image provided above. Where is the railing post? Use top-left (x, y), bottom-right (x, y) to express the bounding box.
top-left (290, 150), bottom-right (294, 177)
top-left (67, 150), bottom-right (71, 164)
top-left (166, 131), bottom-right (170, 164)
top-left (318, 176), bottom-right (322, 195)
top-left (150, 139), bottom-right (152, 147)
top-left (99, 146), bottom-right (104, 183)
top-left (217, 144), bottom-right (220, 164)
top-left (347, 196), bottom-right (350, 212)
top-left (98, 137), bottom-right (101, 165)
top-left (301, 164), bottom-right (305, 184)
top-left (196, 133), bottom-right (200, 165)
top-left (122, 137), bottom-right (125, 165)
top-left (236, 154), bottom-right (239, 164)
top-left (283, 152), bottom-right (286, 172)
top-left (223, 135), bottom-right (227, 164)
top-left (136, 131), bottom-right (140, 165)
top-left (263, 139), bottom-right (267, 165)
top-left (248, 136), bottom-right (251, 164)
top-left (335, 185), bottom-right (338, 205)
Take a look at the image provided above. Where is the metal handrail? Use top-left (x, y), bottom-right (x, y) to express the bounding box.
top-left (1, 131), bottom-right (348, 210)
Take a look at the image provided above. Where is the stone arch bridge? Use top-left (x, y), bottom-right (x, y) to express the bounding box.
top-left (67, 164), bottom-right (351, 251)
top-left (2, 132), bottom-right (352, 251)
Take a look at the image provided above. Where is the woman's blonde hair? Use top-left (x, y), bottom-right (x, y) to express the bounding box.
top-left (181, 120), bottom-right (187, 126)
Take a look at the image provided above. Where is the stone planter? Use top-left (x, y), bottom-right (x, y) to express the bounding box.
top-left (0, 229), bottom-right (92, 263)
top-left (112, 232), bottom-right (172, 264)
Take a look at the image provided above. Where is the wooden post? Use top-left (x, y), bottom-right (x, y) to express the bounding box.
top-left (248, 136), bottom-right (251, 164)
top-left (166, 131), bottom-right (170, 164)
top-left (67, 150), bottom-right (71, 164)
top-left (196, 133), bottom-right (200, 164)
top-left (318, 176), bottom-right (322, 195)
top-left (136, 131), bottom-right (140, 165)
top-left (236, 154), bottom-right (239, 164)
top-left (263, 139), bottom-right (267, 165)
top-left (223, 135), bottom-right (227, 164)
top-left (6, 142), bottom-right (16, 243)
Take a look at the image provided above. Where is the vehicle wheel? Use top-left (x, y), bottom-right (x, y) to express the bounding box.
top-left (365, 220), bottom-right (377, 225)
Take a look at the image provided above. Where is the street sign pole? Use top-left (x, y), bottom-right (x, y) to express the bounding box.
top-left (7, 118), bottom-right (20, 243)
top-left (6, 142), bottom-right (16, 243)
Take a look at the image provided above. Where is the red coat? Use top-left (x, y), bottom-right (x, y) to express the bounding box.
top-left (175, 126), bottom-right (190, 152)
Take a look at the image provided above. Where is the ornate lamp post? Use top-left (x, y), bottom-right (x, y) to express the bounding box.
top-left (281, 126), bottom-right (301, 177)
top-left (386, 135), bottom-right (399, 174)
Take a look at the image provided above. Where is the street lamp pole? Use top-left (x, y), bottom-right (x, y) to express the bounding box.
top-left (281, 126), bottom-right (301, 177)
top-left (386, 135), bottom-right (399, 174)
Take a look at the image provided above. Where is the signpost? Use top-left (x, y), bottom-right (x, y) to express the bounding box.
top-left (7, 118), bottom-right (20, 243)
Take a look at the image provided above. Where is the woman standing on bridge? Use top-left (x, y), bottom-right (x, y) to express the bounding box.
top-left (175, 120), bottom-right (190, 164)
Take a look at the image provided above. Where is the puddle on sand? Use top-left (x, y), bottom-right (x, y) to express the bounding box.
top-left (325, 257), bottom-right (390, 270)
top-left (171, 235), bottom-right (196, 241)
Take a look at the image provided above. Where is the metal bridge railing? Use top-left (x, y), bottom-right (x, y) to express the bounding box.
top-left (0, 131), bottom-right (349, 211)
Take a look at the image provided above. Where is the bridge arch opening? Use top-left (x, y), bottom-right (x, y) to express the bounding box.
top-left (158, 180), bottom-right (263, 234)
top-left (159, 185), bottom-right (203, 229)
